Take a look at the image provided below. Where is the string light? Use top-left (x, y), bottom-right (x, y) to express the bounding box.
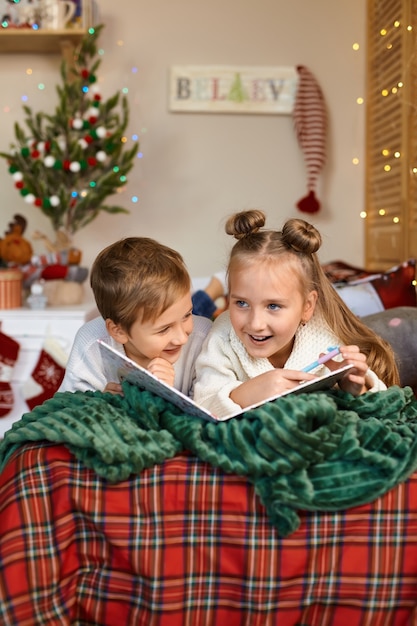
top-left (369, 16), bottom-right (414, 226)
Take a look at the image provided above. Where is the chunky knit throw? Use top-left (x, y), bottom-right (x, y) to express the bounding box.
top-left (1, 383), bottom-right (417, 537)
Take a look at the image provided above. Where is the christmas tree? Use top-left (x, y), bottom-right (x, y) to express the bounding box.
top-left (0, 24), bottom-right (139, 237)
top-left (228, 73), bottom-right (248, 103)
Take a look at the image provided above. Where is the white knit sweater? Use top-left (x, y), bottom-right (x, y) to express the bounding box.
top-left (193, 310), bottom-right (386, 418)
top-left (59, 314), bottom-right (212, 397)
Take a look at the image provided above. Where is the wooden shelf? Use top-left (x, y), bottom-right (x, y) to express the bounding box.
top-left (0, 29), bottom-right (87, 54)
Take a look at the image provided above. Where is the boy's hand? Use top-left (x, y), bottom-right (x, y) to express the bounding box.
top-left (103, 382), bottom-right (123, 395)
top-left (326, 345), bottom-right (369, 395)
top-left (147, 357), bottom-right (176, 387)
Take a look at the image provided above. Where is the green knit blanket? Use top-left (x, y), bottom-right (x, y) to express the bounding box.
top-left (1, 383), bottom-right (417, 537)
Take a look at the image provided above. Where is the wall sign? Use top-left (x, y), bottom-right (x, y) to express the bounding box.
top-left (169, 65), bottom-right (298, 114)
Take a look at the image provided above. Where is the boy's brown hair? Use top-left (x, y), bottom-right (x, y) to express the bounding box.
top-left (90, 237), bottom-right (191, 332)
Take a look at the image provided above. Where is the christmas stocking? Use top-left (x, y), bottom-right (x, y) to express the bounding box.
top-left (23, 336), bottom-right (68, 410)
top-left (0, 330), bottom-right (20, 418)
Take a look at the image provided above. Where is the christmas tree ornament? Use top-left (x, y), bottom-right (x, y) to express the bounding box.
top-left (293, 65), bottom-right (328, 214)
top-left (72, 118), bottom-right (84, 130)
top-left (0, 330), bottom-right (20, 418)
top-left (44, 155), bottom-right (56, 167)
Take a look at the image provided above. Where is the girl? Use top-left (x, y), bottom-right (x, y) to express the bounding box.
top-left (194, 210), bottom-right (400, 418)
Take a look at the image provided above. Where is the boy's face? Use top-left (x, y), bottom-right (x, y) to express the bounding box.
top-left (118, 292), bottom-right (194, 368)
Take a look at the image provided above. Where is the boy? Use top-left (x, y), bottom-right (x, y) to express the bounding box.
top-left (59, 237), bottom-right (212, 396)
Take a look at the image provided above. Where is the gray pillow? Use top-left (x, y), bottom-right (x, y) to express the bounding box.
top-left (362, 306), bottom-right (417, 390)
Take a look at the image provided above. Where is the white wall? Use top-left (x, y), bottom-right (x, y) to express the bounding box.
top-left (0, 0), bottom-right (366, 286)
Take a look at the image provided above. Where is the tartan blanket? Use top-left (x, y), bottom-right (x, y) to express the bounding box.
top-left (1, 383), bottom-right (417, 537)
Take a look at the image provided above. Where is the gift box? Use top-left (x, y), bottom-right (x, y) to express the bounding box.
top-left (0, 268), bottom-right (23, 309)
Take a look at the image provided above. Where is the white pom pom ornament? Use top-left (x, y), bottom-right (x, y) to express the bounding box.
top-left (44, 155), bottom-right (55, 167)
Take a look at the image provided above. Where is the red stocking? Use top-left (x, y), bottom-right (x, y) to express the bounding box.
top-left (23, 336), bottom-right (67, 410)
top-left (0, 330), bottom-right (20, 418)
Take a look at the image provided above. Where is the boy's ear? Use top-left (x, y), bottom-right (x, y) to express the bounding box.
top-left (105, 318), bottom-right (129, 344)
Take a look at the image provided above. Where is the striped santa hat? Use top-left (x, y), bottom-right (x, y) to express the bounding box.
top-left (293, 65), bottom-right (327, 214)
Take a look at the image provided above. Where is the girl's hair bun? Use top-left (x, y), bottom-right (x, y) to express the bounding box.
top-left (225, 209), bottom-right (266, 240)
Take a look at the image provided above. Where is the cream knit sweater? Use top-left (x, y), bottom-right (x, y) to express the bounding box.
top-left (194, 310), bottom-right (386, 418)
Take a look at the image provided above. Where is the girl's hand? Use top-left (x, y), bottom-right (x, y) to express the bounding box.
top-left (147, 357), bottom-right (176, 387)
top-left (230, 368), bottom-right (317, 409)
top-left (103, 381), bottom-right (123, 395)
top-left (326, 345), bottom-right (369, 395)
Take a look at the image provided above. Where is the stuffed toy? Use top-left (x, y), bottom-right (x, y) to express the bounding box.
top-left (0, 214), bottom-right (33, 265)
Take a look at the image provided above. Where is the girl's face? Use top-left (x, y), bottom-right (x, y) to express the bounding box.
top-left (228, 261), bottom-right (317, 368)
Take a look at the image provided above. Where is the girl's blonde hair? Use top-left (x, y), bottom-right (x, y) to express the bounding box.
top-left (225, 209), bottom-right (400, 386)
top-left (91, 237), bottom-right (191, 332)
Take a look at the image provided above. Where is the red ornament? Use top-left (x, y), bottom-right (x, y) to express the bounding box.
top-left (81, 69), bottom-right (90, 79)
top-left (15, 181), bottom-right (24, 189)
top-left (87, 157), bottom-right (97, 166)
top-left (94, 94), bottom-right (101, 101)
top-left (88, 116), bottom-right (98, 125)
top-left (31, 150), bottom-right (40, 159)
top-left (84, 135), bottom-right (93, 144)
top-left (63, 160), bottom-right (71, 170)
top-left (34, 198), bottom-right (42, 207)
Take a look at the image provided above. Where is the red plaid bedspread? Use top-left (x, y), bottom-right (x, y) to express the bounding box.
top-left (1, 442), bottom-right (417, 626)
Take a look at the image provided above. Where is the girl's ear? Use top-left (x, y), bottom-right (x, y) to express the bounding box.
top-left (105, 318), bottom-right (129, 344)
top-left (302, 290), bottom-right (318, 323)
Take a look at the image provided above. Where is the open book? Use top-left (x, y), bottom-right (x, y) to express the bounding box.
top-left (97, 340), bottom-right (354, 422)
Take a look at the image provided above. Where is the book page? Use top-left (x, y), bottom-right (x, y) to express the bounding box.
top-left (97, 340), bottom-right (354, 422)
